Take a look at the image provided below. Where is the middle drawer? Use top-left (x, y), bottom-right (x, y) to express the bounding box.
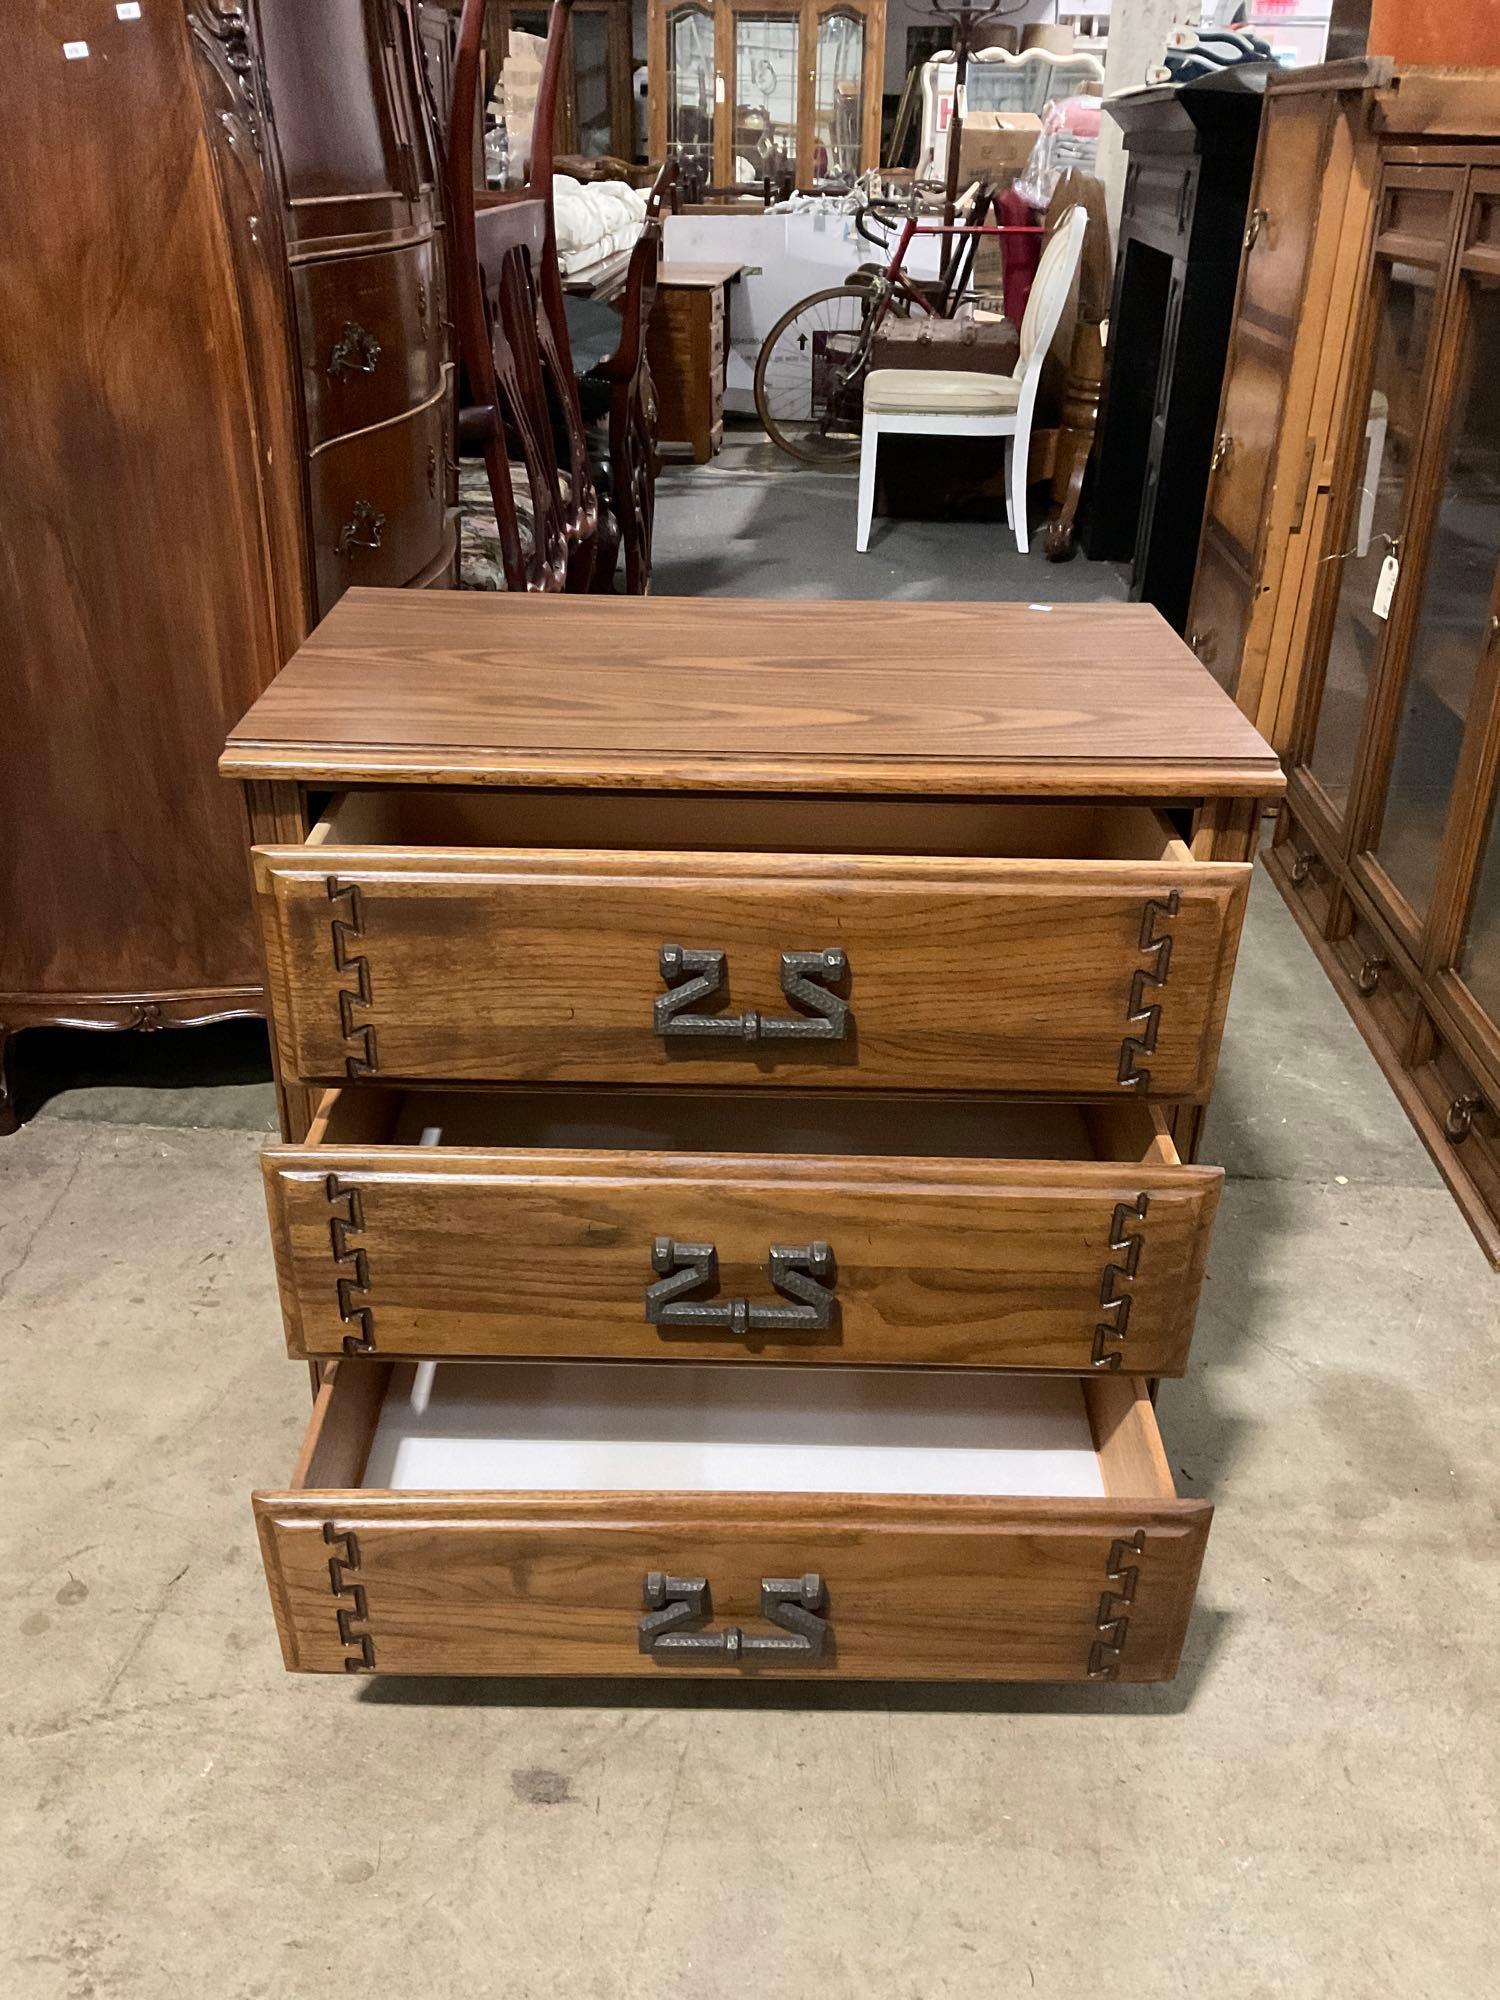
top-left (252, 791), bottom-right (1252, 1098)
top-left (263, 1087), bottom-right (1221, 1372)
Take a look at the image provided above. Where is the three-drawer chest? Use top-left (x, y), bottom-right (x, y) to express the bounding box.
top-left (223, 588), bottom-right (1282, 1684)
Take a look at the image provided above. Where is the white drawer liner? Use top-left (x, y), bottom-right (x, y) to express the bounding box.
top-left (363, 1363), bottom-right (1105, 1499)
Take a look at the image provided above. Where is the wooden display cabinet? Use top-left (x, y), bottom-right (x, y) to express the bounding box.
top-left (647, 0), bottom-right (886, 190)
top-left (488, 0), bottom-right (635, 160)
top-left (1252, 71), bottom-right (1500, 1262)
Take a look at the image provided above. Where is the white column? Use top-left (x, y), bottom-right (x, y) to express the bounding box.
top-left (1097, 0), bottom-right (1202, 230)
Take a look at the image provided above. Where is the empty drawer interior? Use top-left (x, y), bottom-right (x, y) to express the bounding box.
top-left (307, 788), bottom-right (1195, 863)
top-left (311, 1085), bottom-right (1182, 1167)
top-left (295, 1361), bottom-right (1181, 1503)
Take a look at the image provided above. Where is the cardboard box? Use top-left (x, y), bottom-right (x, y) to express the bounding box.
top-left (959, 111), bottom-right (1041, 183)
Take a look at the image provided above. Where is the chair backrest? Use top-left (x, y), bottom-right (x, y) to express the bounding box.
top-left (1015, 204), bottom-right (1087, 384)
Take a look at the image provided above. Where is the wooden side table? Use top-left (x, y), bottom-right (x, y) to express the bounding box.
top-left (647, 262), bottom-right (743, 462)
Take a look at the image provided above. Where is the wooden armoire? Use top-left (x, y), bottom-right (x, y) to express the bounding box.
top-left (1184, 62), bottom-right (1500, 1260)
top-left (0, 0), bottom-right (456, 1129)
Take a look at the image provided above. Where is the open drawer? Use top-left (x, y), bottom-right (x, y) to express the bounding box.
top-left (251, 790), bottom-right (1252, 1098)
top-left (255, 1361), bottom-right (1212, 1680)
top-left (264, 1087), bottom-right (1222, 1373)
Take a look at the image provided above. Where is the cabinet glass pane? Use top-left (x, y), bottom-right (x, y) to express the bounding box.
top-left (667, 7), bottom-right (714, 174)
top-left (1308, 260), bottom-right (1438, 816)
top-left (1374, 278), bottom-right (1500, 922)
top-left (733, 15), bottom-right (799, 183)
top-left (814, 13), bottom-right (864, 186)
top-left (1462, 790), bottom-right (1500, 1015)
top-left (573, 11), bottom-right (611, 158)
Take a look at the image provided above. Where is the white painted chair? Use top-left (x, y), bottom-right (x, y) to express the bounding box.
top-left (855, 204), bottom-right (1088, 558)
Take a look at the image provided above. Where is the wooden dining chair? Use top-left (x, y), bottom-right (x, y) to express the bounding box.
top-left (446, 0), bottom-right (599, 591)
top-left (588, 161), bottom-right (675, 595)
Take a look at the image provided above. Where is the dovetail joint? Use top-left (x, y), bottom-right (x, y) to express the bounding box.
top-left (1091, 1194), bottom-right (1149, 1369)
top-left (1088, 1530), bottom-right (1145, 1680)
top-left (1118, 891), bottom-right (1181, 1090)
top-left (326, 1173), bottom-right (374, 1354)
top-left (327, 878), bottom-right (377, 1077)
top-left (323, 1523), bottom-right (375, 1672)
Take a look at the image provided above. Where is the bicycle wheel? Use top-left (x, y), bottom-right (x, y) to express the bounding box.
top-left (753, 285), bottom-right (873, 465)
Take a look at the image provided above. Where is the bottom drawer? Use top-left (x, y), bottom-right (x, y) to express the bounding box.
top-left (255, 1362), bottom-right (1211, 1680)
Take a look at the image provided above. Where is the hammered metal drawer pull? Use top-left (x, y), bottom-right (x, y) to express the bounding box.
top-left (328, 320), bottom-right (382, 377)
top-left (639, 1573), bottom-right (829, 1660)
top-left (645, 1237), bottom-right (837, 1334)
top-left (654, 944), bottom-right (850, 1041)
top-left (336, 500), bottom-right (386, 559)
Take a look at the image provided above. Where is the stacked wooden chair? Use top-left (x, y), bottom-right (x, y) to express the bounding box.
top-left (446, 0), bottom-right (667, 592)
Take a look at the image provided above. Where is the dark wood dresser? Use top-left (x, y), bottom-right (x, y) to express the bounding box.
top-left (224, 590), bottom-right (1281, 1684)
top-left (0, 0), bottom-right (455, 1128)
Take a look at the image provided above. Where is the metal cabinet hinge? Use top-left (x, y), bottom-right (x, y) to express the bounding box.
top-left (1091, 1195), bottom-right (1149, 1369)
top-left (325, 1174), bottom-right (374, 1353)
top-left (1088, 1531), bottom-right (1145, 1679)
top-left (327, 877), bottom-right (378, 1076)
top-left (323, 1524), bottom-right (375, 1671)
top-left (645, 1238), bottom-right (837, 1336)
top-left (1117, 892), bottom-right (1180, 1090)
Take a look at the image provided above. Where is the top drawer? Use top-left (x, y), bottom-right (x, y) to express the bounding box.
top-left (296, 241), bottom-right (442, 451)
top-left (253, 791), bottom-right (1251, 1098)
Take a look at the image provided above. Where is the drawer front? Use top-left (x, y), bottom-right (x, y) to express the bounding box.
top-left (264, 1140), bottom-right (1221, 1372)
top-left (309, 381), bottom-right (450, 617)
top-left (256, 1360), bottom-right (1210, 1683)
top-left (258, 1497), bottom-right (1210, 1680)
top-left (253, 849), bottom-right (1252, 1097)
top-left (296, 241), bottom-right (442, 450)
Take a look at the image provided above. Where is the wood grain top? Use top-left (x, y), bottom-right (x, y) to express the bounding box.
top-left (659, 261), bottom-right (747, 286)
top-left (221, 589), bottom-right (1283, 797)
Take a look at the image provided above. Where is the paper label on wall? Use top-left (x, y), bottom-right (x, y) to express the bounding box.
top-left (1372, 554), bottom-right (1399, 621)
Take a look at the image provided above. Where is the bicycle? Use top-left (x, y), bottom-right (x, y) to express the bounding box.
top-left (752, 181), bottom-right (1040, 465)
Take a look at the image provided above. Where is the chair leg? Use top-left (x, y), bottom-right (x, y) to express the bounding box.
top-left (856, 413), bottom-right (879, 553)
top-left (1009, 427), bottom-right (1030, 556)
top-left (1003, 439), bottom-right (1015, 531)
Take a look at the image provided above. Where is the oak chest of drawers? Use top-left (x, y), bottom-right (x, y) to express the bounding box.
top-left (224, 587), bottom-right (1282, 1683)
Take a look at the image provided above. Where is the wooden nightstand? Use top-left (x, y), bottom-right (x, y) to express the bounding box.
top-left (647, 262), bottom-right (743, 462)
top-left (224, 589), bottom-right (1281, 1682)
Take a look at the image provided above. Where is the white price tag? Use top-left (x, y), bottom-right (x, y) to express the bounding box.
top-left (1372, 553), bottom-right (1399, 621)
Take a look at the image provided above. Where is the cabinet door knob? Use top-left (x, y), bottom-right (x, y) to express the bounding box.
top-left (336, 500), bottom-right (386, 558)
top-left (645, 1237), bottom-right (838, 1335)
top-left (654, 944), bottom-right (850, 1041)
top-left (639, 1573), bottom-right (829, 1661)
top-left (328, 320), bottom-right (382, 378)
top-left (1189, 628), bottom-right (1217, 664)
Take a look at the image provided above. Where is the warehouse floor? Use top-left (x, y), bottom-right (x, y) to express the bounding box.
top-left (4, 449), bottom-right (1495, 1999)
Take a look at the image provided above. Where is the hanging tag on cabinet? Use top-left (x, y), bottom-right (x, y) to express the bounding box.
top-left (1372, 553), bottom-right (1399, 620)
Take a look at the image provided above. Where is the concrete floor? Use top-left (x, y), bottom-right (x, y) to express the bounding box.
top-left (4, 449), bottom-right (1496, 1998)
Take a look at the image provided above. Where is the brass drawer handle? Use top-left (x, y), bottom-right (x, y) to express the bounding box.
top-left (336, 500), bottom-right (386, 559)
top-left (1355, 955), bottom-right (1388, 996)
top-left (1210, 431), bottom-right (1233, 474)
top-left (1243, 206), bottom-right (1267, 250)
top-left (654, 944), bottom-right (850, 1041)
top-left (645, 1237), bottom-right (838, 1335)
top-left (639, 1573), bottom-right (828, 1661)
top-left (1445, 1093), bottom-right (1485, 1143)
top-left (1289, 847), bottom-right (1316, 885)
top-left (1189, 627), bottom-right (1216, 664)
top-left (329, 320), bottom-right (382, 378)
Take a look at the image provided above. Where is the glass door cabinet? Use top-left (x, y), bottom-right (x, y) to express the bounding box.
top-left (1273, 160), bottom-right (1500, 1262)
top-left (647, 0), bottom-right (885, 190)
